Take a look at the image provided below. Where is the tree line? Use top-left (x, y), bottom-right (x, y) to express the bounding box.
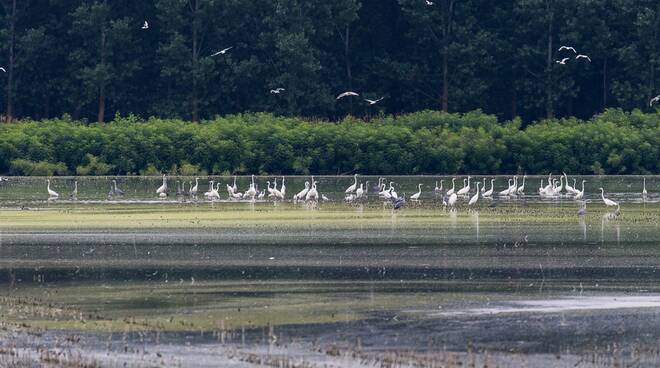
top-left (1, 109), bottom-right (658, 175)
top-left (0, 0), bottom-right (659, 123)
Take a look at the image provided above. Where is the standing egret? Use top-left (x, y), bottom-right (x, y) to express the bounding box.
top-left (379, 183), bottom-right (392, 199)
top-left (190, 178), bottom-right (199, 197)
top-left (356, 183), bottom-right (364, 199)
top-left (446, 178), bottom-right (456, 196)
top-left (156, 174), bottom-right (167, 195)
top-left (483, 179), bottom-right (495, 197)
top-left (280, 177), bottom-right (286, 197)
top-left (468, 183), bottom-right (480, 206)
top-left (457, 177), bottom-right (471, 196)
top-left (434, 180), bottom-right (443, 196)
top-left (564, 173), bottom-right (576, 194)
top-left (410, 184), bottom-right (422, 201)
top-left (295, 181), bottom-right (310, 200)
top-left (499, 179), bottom-right (512, 196)
top-left (389, 182), bottom-right (398, 199)
top-left (204, 180), bottom-right (214, 197)
top-left (642, 177), bottom-right (647, 198)
top-left (574, 180), bottom-right (586, 200)
top-left (599, 188), bottom-right (619, 209)
top-left (306, 181), bottom-right (318, 201)
top-left (47, 180), bottom-right (59, 198)
top-left (345, 174), bottom-right (358, 193)
top-left (447, 192), bottom-right (458, 209)
top-left (232, 176), bottom-right (238, 193)
top-left (517, 175), bottom-right (527, 195)
top-left (480, 178), bottom-right (486, 193)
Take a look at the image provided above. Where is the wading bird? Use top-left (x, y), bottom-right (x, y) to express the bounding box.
top-left (446, 178), bottom-right (456, 196)
top-left (47, 179), bottom-right (58, 198)
top-left (483, 179), bottom-right (495, 197)
top-left (642, 177), bottom-right (647, 198)
top-left (410, 184), bottom-right (422, 202)
top-left (468, 183), bottom-right (480, 206)
top-left (70, 181), bottom-right (78, 200)
top-left (365, 97), bottom-right (384, 105)
top-left (574, 180), bottom-right (586, 200)
top-left (345, 174), bottom-right (358, 193)
top-left (336, 91), bottom-right (359, 100)
top-left (190, 178), bottom-right (199, 197)
top-left (112, 180), bottom-right (124, 196)
top-left (457, 176), bottom-right (471, 196)
top-left (599, 187), bottom-right (619, 210)
top-left (211, 47), bottom-right (232, 56)
top-left (156, 174), bottom-right (167, 195)
top-left (576, 54), bottom-right (591, 62)
top-left (294, 181), bottom-right (310, 201)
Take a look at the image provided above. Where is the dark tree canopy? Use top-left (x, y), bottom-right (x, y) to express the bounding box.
top-left (0, 0), bottom-right (659, 123)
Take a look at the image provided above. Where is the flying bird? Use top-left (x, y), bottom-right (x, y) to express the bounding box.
top-left (364, 97), bottom-right (385, 105)
top-left (576, 54), bottom-right (591, 62)
top-left (141, 21), bottom-right (149, 29)
top-left (556, 58), bottom-right (569, 65)
top-left (649, 95), bottom-right (660, 107)
top-left (336, 91), bottom-right (359, 100)
top-left (425, 0), bottom-right (434, 5)
top-left (270, 88), bottom-right (285, 94)
top-left (211, 47), bottom-right (233, 56)
top-left (558, 46), bottom-right (577, 53)
top-left (0, 67), bottom-right (5, 73)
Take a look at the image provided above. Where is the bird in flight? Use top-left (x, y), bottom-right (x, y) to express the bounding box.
top-left (336, 91), bottom-right (359, 100)
top-left (270, 88), bottom-right (285, 94)
top-left (425, 0), bottom-right (434, 5)
top-left (555, 58), bottom-right (569, 65)
top-left (211, 47), bottom-right (233, 56)
top-left (0, 67), bottom-right (5, 73)
top-left (650, 95), bottom-right (660, 107)
top-left (576, 54), bottom-right (591, 62)
top-left (558, 46), bottom-right (576, 53)
top-left (365, 97), bottom-right (385, 105)
top-left (141, 21), bottom-right (149, 30)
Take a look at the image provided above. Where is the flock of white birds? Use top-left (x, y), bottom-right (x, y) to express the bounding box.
top-left (39, 173), bottom-right (653, 213)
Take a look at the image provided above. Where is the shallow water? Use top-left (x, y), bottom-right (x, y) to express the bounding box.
top-left (0, 178), bottom-right (659, 367)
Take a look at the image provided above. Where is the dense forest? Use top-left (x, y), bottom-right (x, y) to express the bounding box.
top-left (1, 110), bottom-right (658, 175)
top-left (1, 0), bottom-right (659, 123)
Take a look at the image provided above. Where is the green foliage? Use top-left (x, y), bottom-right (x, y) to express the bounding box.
top-left (10, 159), bottom-right (68, 176)
top-left (76, 154), bottom-right (114, 175)
top-left (0, 110), bottom-right (658, 175)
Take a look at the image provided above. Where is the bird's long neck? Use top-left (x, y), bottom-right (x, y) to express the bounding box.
top-left (581, 181), bottom-right (585, 192)
top-left (451, 179), bottom-right (455, 190)
top-left (600, 188), bottom-right (605, 200)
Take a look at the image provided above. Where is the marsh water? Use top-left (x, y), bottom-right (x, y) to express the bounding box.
top-left (0, 175), bottom-right (659, 367)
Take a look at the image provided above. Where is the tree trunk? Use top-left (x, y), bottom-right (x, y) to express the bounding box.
top-left (191, 0), bottom-right (200, 122)
top-left (97, 0), bottom-right (107, 123)
top-left (5, 0), bottom-right (16, 123)
top-left (440, 0), bottom-right (454, 112)
top-left (545, 1), bottom-right (554, 119)
top-left (344, 25), bottom-right (353, 114)
top-left (602, 57), bottom-right (608, 111)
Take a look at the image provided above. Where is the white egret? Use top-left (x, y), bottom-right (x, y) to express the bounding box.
top-left (574, 180), bottom-right (586, 200)
top-left (364, 97), bottom-right (384, 105)
top-left (294, 181), bottom-right (310, 200)
top-left (410, 184), bottom-right (422, 201)
top-left (190, 177), bottom-right (199, 197)
top-left (280, 177), bottom-right (286, 197)
top-left (389, 182), bottom-right (398, 199)
top-left (345, 174), bottom-right (358, 193)
top-left (642, 177), bottom-right (647, 197)
top-left (211, 47), bottom-right (232, 56)
top-left (379, 183), bottom-right (392, 199)
top-left (425, 0), bottom-right (434, 5)
top-left (446, 178), bottom-right (456, 196)
top-left (232, 176), bottom-right (238, 193)
top-left (558, 46), bottom-right (577, 53)
top-left (483, 179), bottom-right (495, 197)
top-left (0, 67), bottom-right (6, 73)
top-left (650, 95), bottom-right (660, 107)
top-left (321, 194), bottom-right (330, 201)
top-left (447, 192), bottom-right (458, 208)
top-left (356, 183), bottom-right (364, 199)
top-left (336, 91), bottom-right (359, 100)
top-left (457, 176), bottom-right (471, 196)
top-left (112, 179), bottom-right (124, 196)
top-left (576, 54), bottom-right (591, 62)
top-left (141, 21), bottom-right (149, 29)
top-left (516, 175), bottom-right (526, 195)
top-left (599, 187), bottom-right (619, 209)
top-left (556, 58), bottom-right (569, 65)
top-left (46, 179), bottom-right (60, 198)
top-left (156, 174), bottom-right (167, 195)
top-left (480, 178), bottom-right (486, 193)
top-left (468, 183), bottom-right (480, 206)
top-left (270, 88), bottom-right (285, 94)
top-left (564, 173), bottom-right (576, 194)
top-left (306, 181), bottom-right (318, 201)
top-left (498, 179), bottom-right (512, 196)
